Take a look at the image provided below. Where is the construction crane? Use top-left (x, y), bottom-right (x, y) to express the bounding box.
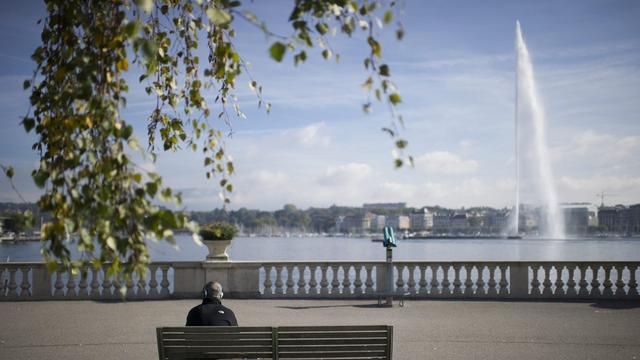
top-left (596, 191), bottom-right (618, 207)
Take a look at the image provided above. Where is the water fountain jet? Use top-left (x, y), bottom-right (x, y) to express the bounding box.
top-left (513, 20), bottom-right (565, 239)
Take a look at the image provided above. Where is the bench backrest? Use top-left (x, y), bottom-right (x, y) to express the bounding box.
top-left (157, 325), bottom-right (393, 359)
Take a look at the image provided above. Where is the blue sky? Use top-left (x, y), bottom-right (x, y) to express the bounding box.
top-left (1, 1), bottom-right (639, 211)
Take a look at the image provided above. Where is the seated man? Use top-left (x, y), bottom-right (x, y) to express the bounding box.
top-left (186, 282), bottom-right (238, 326)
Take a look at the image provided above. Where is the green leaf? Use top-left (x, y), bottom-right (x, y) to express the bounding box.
top-left (206, 8), bottom-right (232, 25)
top-left (269, 42), bottom-right (287, 62)
top-left (383, 11), bottom-right (393, 24)
top-left (135, 0), bottom-right (153, 14)
top-left (23, 79), bottom-right (31, 90)
top-left (379, 64), bottom-right (390, 77)
top-left (22, 118), bottom-right (35, 133)
top-left (4, 166), bottom-right (14, 179)
top-left (389, 93), bottom-right (402, 105)
top-left (106, 236), bottom-right (117, 251)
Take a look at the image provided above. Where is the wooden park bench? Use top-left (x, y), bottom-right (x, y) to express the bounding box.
top-left (156, 325), bottom-right (393, 359)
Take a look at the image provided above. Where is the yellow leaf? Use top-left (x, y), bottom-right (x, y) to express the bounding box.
top-left (116, 58), bottom-right (129, 72)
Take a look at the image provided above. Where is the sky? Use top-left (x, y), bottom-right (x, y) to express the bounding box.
top-left (0, 1), bottom-right (639, 211)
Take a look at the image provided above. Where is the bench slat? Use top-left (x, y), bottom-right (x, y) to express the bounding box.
top-left (279, 345), bottom-right (388, 352)
top-left (279, 351), bottom-right (386, 359)
top-left (279, 338), bottom-right (388, 346)
top-left (164, 339), bottom-right (272, 346)
top-left (163, 333), bottom-right (272, 340)
top-left (163, 352), bottom-right (273, 359)
top-left (279, 325), bottom-right (388, 332)
top-left (161, 326), bottom-right (271, 333)
top-left (279, 332), bottom-right (388, 339)
top-left (164, 346), bottom-right (272, 354)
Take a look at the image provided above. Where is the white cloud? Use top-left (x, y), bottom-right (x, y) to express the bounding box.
top-left (551, 130), bottom-right (640, 163)
top-left (294, 122), bottom-right (331, 147)
top-left (317, 163), bottom-right (372, 186)
top-left (414, 151), bottom-right (479, 174)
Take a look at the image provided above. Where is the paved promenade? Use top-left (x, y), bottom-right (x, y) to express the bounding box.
top-left (0, 299), bottom-right (639, 359)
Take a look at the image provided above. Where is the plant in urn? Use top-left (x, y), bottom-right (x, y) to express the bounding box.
top-left (199, 221), bottom-right (237, 261)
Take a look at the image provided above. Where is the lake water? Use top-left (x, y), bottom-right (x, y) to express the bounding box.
top-left (1, 235), bottom-right (640, 263)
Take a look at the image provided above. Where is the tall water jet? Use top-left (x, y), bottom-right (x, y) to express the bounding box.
top-left (514, 20), bottom-right (565, 239)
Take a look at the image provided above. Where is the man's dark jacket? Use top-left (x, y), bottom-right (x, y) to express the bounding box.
top-left (186, 298), bottom-right (238, 326)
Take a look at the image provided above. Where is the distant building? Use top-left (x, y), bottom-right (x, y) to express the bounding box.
top-left (450, 213), bottom-right (469, 232)
top-left (432, 211), bottom-right (453, 233)
top-left (409, 209), bottom-right (433, 232)
top-left (385, 215), bottom-right (410, 231)
top-left (370, 215), bottom-right (386, 231)
top-left (598, 205), bottom-right (627, 233)
top-left (561, 203), bottom-right (598, 235)
top-left (484, 210), bottom-right (510, 233)
top-left (363, 203), bottom-right (406, 210)
top-left (335, 213), bottom-right (376, 234)
top-left (629, 204), bottom-right (640, 234)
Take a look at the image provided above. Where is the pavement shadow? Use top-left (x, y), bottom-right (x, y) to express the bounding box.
top-left (589, 300), bottom-right (640, 310)
top-left (277, 303), bottom-right (387, 310)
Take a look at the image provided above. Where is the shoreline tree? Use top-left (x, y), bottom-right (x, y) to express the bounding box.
top-left (19, 0), bottom-right (409, 285)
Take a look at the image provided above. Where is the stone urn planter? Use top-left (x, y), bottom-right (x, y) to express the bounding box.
top-left (199, 222), bottom-right (238, 262)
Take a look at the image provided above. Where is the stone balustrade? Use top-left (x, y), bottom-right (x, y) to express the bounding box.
top-left (1, 261), bottom-right (638, 301)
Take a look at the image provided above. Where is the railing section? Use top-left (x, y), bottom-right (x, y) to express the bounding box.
top-left (1, 261), bottom-right (638, 300)
top-left (0, 262), bottom-right (179, 300)
top-left (258, 261), bottom-right (639, 300)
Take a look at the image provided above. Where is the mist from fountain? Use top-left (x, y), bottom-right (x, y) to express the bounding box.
top-left (514, 20), bottom-right (565, 239)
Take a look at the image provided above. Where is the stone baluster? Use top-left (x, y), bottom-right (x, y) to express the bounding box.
top-left (330, 265), bottom-right (340, 295)
top-left (430, 265), bottom-right (440, 296)
top-left (590, 265), bottom-right (602, 297)
top-left (565, 265), bottom-right (577, 297)
top-left (577, 265), bottom-right (589, 297)
top-left (529, 265), bottom-right (541, 297)
top-left (341, 265), bottom-right (352, 296)
top-left (78, 269), bottom-right (89, 298)
top-left (53, 270), bottom-right (64, 297)
top-left (452, 265), bottom-right (462, 296)
top-left (553, 265), bottom-right (565, 296)
top-left (274, 265), bottom-right (284, 296)
top-left (262, 266), bottom-right (273, 296)
top-left (487, 265), bottom-right (498, 296)
top-left (407, 265), bottom-right (417, 295)
top-left (297, 265), bottom-right (307, 296)
top-left (541, 265), bottom-right (553, 296)
top-left (308, 265), bottom-right (319, 295)
top-left (148, 265), bottom-right (159, 297)
top-left (66, 271), bottom-right (78, 297)
top-left (125, 276), bottom-right (135, 298)
top-left (20, 268), bottom-right (31, 297)
top-left (364, 265), bottom-right (374, 295)
top-left (602, 265), bottom-right (613, 297)
top-left (395, 265), bottom-right (406, 293)
top-left (101, 266), bottom-right (112, 298)
top-left (475, 265), bottom-right (486, 296)
top-left (89, 267), bottom-right (100, 298)
top-left (160, 265), bottom-right (170, 297)
top-left (320, 265), bottom-right (329, 296)
top-left (614, 265), bottom-right (626, 297)
top-left (112, 277), bottom-right (122, 298)
top-left (418, 265), bottom-right (428, 295)
top-left (498, 266), bottom-right (509, 296)
top-left (441, 265), bottom-right (451, 296)
top-left (137, 271), bottom-right (147, 298)
top-left (0, 268), bottom-right (5, 296)
top-left (285, 265), bottom-right (295, 295)
top-left (628, 265), bottom-right (638, 297)
top-left (464, 265), bottom-right (474, 297)
top-left (7, 268), bottom-right (18, 297)
top-left (353, 265), bottom-right (363, 295)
